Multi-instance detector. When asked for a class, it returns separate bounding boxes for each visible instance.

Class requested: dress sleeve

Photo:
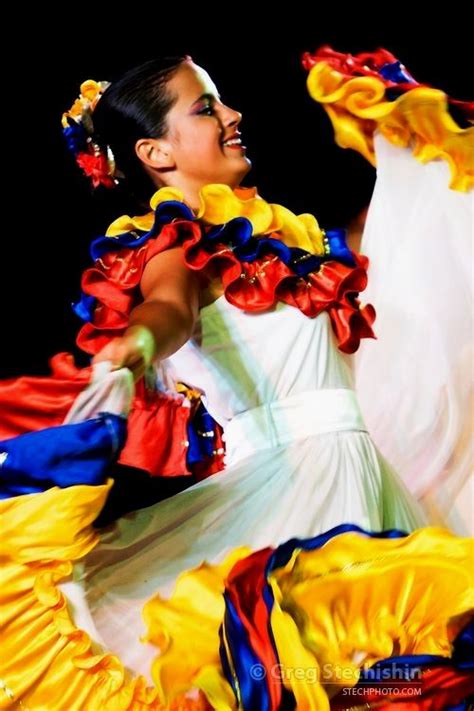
[302,46,473,533]
[355,133,473,535]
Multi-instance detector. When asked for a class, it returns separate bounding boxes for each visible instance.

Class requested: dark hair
[91,56,188,206]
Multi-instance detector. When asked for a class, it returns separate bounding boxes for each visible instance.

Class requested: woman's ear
[135,138,175,170]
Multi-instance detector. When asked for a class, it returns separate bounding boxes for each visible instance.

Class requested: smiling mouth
[222,137,246,151]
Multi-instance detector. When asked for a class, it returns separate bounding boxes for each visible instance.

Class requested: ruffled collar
[106,184,326,257]
[79,182,375,356]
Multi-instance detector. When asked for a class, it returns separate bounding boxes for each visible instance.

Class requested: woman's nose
[224,105,242,126]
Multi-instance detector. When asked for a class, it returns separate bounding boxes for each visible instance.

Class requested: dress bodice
[165,296,354,428]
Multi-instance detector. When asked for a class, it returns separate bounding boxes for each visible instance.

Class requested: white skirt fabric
[60,385,425,679]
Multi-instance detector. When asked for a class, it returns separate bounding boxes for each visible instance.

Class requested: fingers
[91,325,156,382]
[92,340,124,368]
[91,339,148,382]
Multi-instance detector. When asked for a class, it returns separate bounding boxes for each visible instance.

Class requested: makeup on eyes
[196,103,214,116]
[191,93,220,115]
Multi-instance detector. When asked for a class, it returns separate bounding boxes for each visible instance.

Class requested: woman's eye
[198,105,215,116]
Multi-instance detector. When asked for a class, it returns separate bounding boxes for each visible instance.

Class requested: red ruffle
[78,219,375,357]
[70,218,375,479]
[76,221,201,355]
[75,221,224,478]
[0,353,92,439]
[184,223,375,354]
[301,45,474,122]
[120,379,193,478]
[302,45,404,82]
[0,352,194,479]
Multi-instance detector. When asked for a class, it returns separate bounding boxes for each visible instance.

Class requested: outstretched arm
[92,246,201,381]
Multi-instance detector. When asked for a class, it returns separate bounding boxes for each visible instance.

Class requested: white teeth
[223,138,242,146]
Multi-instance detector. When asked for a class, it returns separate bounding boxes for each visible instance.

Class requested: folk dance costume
[1,48,473,709]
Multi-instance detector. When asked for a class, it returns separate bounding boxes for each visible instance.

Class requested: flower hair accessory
[62,80,120,189]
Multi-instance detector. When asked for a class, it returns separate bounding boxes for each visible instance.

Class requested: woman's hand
[92,325,156,382]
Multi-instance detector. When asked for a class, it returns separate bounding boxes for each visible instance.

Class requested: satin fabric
[304,49,474,191]
[3,482,470,710]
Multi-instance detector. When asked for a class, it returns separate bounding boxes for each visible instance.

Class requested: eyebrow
[191,92,221,107]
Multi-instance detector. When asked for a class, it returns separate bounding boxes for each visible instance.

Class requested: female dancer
[1,49,472,709]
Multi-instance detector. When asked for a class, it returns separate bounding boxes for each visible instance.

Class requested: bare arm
[93,246,203,380]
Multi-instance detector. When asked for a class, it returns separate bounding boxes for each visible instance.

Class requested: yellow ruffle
[142,528,473,711]
[106,211,156,238]
[268,527,473,707]
[0,485,166,710]
[2,484,472,710]
[306,62,474,191]
[107,184,325,256]
[143,549,251,710]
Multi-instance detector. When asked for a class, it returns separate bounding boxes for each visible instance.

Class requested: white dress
[72,293,424,678]
[6,67,472,710]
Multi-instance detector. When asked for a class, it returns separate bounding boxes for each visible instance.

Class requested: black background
[2,11,470,377]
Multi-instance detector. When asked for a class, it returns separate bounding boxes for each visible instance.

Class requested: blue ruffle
[221,525,409,711]
[380,60,416,85]
[89,201,195,261]
[73,201,355,325]
[219,523,473,710]
[0,413,126,499]
[186,401,219,466]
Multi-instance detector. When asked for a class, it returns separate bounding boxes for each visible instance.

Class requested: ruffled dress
[1,47,473,710]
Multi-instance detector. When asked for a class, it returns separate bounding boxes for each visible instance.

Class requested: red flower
[76,151,115,189]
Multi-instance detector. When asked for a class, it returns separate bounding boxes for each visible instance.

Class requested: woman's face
[161,61,251,194]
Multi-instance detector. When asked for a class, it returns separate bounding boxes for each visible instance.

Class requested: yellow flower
[79,79,106,108]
